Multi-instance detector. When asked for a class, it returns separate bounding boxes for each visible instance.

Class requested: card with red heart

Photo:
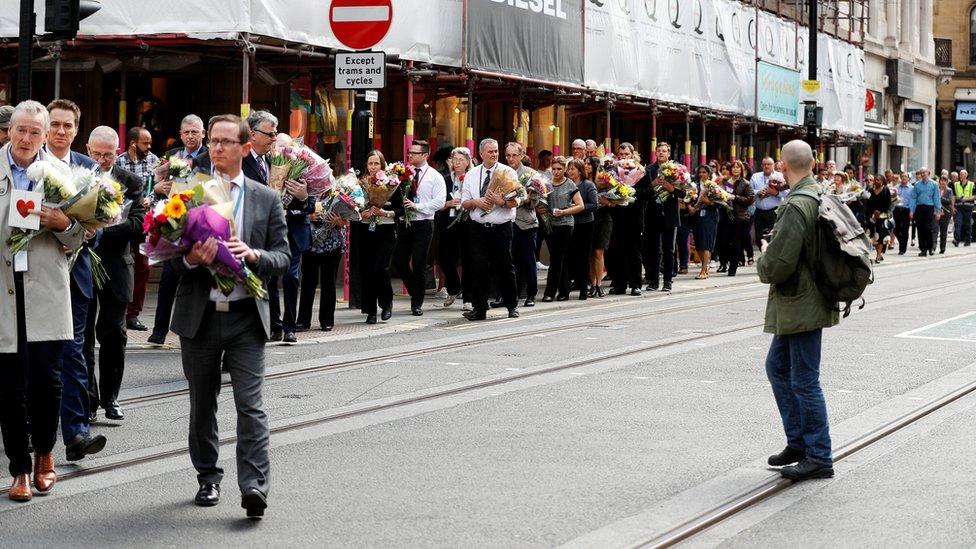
[8,189,41,231]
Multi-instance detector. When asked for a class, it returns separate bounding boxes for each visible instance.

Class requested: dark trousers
[728,219,751,275]
[437,223,463,297]
[0,274,65,476]
[939,212,951,252]
[754,208,777,248]
[609,207,643,292]
[676,222,694,270]
[150,261,178,342]
[954,205,973,244]
[513,225,539,300]
[126,243,150,320]
[643,224,676,288]
[298,250,342,328]
[544,225,573,299]
[60,280,92,441]
[180,302,270,495]
[466,221,517,311]
[716,214,734,268]
[393,220,434,309]
[765,329,831,464]
[915,204,935,253]
[269,239,303,333]
[566,221,593,296]
[360,224,396,316]
[81,289,127,429]
[893,207,911,253]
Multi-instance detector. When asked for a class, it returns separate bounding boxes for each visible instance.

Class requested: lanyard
[232,181,245,230]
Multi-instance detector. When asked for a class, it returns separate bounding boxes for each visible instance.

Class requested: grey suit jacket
[0,145,86,352]
[168,176,290,340]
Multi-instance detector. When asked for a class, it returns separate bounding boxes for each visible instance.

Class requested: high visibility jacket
[955,181,974,199]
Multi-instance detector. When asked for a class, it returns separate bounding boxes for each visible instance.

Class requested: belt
[206,299,255,313]
[476,220,512,228]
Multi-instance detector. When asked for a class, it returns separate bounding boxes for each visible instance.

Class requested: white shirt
[462,162,518,225]
[406,163,446,221]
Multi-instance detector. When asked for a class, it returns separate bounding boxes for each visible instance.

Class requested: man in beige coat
[0,100,85,502]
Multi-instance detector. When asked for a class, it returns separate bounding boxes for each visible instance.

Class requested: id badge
[215,301,230,312]
[13,250,27,272]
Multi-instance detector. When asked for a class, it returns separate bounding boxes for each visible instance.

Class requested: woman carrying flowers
[356,150,396,324]
[692,165,720,280]
[436,147,472,309]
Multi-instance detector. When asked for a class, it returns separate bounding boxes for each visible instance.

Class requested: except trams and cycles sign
[335,52,387,90]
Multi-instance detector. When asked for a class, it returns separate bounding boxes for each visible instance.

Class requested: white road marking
[837,389,853,393]
[894,311,976,341]
[700,380,716,384]
[633,376,649,380]
[445,362,461,366]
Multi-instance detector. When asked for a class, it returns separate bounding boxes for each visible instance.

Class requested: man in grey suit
[169,114,289,519]
[0,100,86,501]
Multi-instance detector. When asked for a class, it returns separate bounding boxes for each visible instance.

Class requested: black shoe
[541,296,554,303]
[767,446,805,467]
[662,284,672,292]
[630,289,642,296]
[524,298,535,307]
[65,432,107,461]
[195,482,220,507]
[381,308,393,321]
[780,458,834,481]
[645,284,658,291]
[411,307,423,316]
[321,325,334,332]
[954,240,959,247]
[578,292,588,301]
[897,251,905,255]
[716,265,728,273]
[295,324,310,333]
[966,242,971,247]
[596,286,605,298]
[940,249,946,254]
[88,409,97,424]
[918,251,927,257]
[241,487,267,519]
[556,295,569,302]
[147,333,165,345]
[282,332,297,344]
[508,308,520,318]
[365,314,377,325]
[103,401,125,421]
[463,309,487,321]
[489,300,505,309]
[126,318,148,331]
[268,331,283,342]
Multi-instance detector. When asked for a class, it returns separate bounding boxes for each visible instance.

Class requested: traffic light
[45,0,101,39]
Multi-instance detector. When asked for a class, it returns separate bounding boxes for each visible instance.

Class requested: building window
[936,38,952,68]
[971,8,976,64]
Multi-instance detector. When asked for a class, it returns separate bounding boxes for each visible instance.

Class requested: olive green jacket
[757,175,839,335]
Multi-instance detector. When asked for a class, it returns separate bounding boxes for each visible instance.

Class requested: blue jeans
[764,329,832,464]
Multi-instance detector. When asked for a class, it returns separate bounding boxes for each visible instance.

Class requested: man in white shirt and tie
[460,138,521,321]
[393,140,446,316]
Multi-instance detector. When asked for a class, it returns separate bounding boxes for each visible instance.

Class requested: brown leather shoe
[9,474,32,502]
[33,453,56,493]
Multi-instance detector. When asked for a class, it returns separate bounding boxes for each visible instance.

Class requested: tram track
[0,275,969,498]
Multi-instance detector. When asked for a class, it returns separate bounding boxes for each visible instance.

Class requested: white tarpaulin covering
[0,0,464,67]
[584,0,865,136]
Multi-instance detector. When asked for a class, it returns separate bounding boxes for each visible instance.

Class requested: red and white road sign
[329,0,393,51]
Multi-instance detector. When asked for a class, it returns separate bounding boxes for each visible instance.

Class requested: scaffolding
[752,0,870,45]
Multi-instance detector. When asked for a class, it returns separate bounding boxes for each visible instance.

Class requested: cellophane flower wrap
[596,170,636,206]
[269,141,334,200]
[140,181,266,299]
[655,160,690,204]
[153,155,193,184]
[701,180,734,211]
[6,160,79,254]
[323,170,366,222]
[523,170,553,231]
[616,157,646,186]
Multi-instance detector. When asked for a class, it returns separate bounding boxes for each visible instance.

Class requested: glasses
[89,151,117,160]
[407,150,425,156]
[208,139,241,149]
[252,128,277,138]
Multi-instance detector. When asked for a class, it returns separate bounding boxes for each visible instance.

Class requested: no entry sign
[329,0,393,51]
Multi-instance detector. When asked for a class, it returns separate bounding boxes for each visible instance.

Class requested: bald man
[757,139,838,482]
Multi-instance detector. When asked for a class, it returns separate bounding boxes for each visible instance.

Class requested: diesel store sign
[467,0,584,84]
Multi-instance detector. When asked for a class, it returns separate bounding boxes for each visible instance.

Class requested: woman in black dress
[865,173,893,263]
[358,150,397,324]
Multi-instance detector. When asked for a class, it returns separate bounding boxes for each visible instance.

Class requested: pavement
[3,244,976,547]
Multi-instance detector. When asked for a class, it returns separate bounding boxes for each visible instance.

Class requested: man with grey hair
[751,156,784,249]
[461,137,521,320]
[757,139,838,482]
[0,104,14,145]
[571,139,587,160]
[584,139,598,157]
[244,110,278,185]
[0,100,86,501]
[163,114,209,170]
[910,166,941,256]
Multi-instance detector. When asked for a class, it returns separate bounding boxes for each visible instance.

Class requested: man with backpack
[757,139,841,482]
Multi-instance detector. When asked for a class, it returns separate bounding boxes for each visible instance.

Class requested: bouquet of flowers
[594,169,620,192]
[601,181,637,207]
[682,184,699,205]
[654,160,690,203]
[600,154,617,173]
[767,172,785,193]
[153,155,193,185]
[522,171,553,231]
[141,181,265,298]
[615,157,646,186]
[322,170,366,222]
[385,162,420,226]
[269,141,334,199]
[701,180,734,211]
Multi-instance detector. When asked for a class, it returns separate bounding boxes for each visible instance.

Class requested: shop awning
[864,122,893,141]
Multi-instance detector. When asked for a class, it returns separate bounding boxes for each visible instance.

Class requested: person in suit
[170,114,289,519]
[640,142,685,292]
[75,127,145,458]
[392,139,446,316]
[0,100,86,501]
[149,114,210,345]
[244,110,311,343]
